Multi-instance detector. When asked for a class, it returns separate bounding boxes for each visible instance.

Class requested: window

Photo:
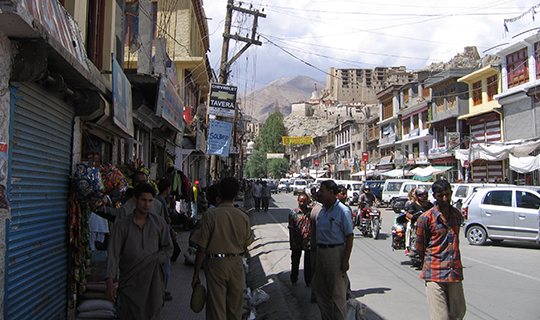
[487,75,498,101]
[507,47,529,88]
[412,114,419,129]
[403,117,410,135]
[86,0,106,70]
[438,130,445,147]
[382,100,393,120]
[422,111,429,130]
[534,42,540,79]
[447,87,457,109]
[516,191,540,209]
[455,186,469,198]
[472,81,482,106]
[483,190,512,207]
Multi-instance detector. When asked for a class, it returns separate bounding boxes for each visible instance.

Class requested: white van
[396,181,435,203]
[382,179,415,205]
[335,180,364,202]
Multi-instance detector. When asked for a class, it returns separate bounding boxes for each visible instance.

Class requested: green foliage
[244,150,267,178]
[258,109,287,153]
[268,158,289,179]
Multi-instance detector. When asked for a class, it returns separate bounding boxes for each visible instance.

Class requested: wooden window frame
[487,75,498,101]
[472,80,482,106]
[507,47,529,88]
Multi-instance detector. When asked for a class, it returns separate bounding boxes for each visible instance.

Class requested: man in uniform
[313,180,354,320]
[191,177,254,319]
[105,182,173,320]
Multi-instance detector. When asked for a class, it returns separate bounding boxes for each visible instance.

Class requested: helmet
[363,185,371,193]
[415,186,428,200]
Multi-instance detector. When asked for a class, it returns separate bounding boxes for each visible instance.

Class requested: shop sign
[229,146,239,154]
[206,120,233,157]
[429,147,447,155]
[407,159,416,165]
[314,159,319,167]
[282,136,314,145]
[156,67,185,133]
[379,155,393,164]
[409,128,420,137]
[208,83,237,118]
[112,54,134,137]
[447,132,460,149]
[266,153,284,159]
[415,157,429,164]
[23,0,90,70]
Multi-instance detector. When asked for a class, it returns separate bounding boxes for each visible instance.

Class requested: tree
[268,158,288,179]
[257,109,287,153]
[244,149,267,178]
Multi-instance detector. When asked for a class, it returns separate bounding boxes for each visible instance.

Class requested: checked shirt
[289,208,311,250]
[416,206,464,282]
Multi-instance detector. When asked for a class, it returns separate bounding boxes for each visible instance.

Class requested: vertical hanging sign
[206,120,233,157]
[208,83,237,118]
[112,54,134,137]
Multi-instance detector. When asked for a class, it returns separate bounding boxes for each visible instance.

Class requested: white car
[291,179,308,195]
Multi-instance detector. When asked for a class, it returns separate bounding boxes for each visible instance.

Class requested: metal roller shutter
[5,82,74,320]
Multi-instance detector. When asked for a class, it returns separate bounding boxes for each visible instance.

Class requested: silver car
[462,186,540,245]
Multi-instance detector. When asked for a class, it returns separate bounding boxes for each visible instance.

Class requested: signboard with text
[208,83,237,118]
[206,120,233,157]
[282,136,314,145]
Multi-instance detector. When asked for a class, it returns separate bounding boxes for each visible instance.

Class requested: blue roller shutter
[5,82,74,320]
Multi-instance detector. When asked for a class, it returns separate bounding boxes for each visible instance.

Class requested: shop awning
[381,168,411,178]
[410,166,454,182]
[351,169,390,177]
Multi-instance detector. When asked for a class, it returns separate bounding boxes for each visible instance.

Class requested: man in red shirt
[416,179,466,320]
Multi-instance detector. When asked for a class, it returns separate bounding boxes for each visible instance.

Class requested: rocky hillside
[240,75,325,122]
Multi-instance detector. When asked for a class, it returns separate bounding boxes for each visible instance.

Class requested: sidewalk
[161,204,298,320]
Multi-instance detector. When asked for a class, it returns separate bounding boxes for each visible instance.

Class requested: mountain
[239,75,326,122]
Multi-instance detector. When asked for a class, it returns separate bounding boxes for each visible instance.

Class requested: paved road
[247,192,540,320]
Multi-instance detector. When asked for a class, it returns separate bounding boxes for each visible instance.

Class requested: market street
[247,192,540,320]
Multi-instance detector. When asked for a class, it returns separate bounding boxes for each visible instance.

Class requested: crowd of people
[285,179,466,320]
[94,172,466,320]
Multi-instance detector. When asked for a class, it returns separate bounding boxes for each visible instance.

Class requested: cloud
[204,0,539,90]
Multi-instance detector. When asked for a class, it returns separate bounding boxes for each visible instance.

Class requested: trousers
[425,281,466,320]
[291,249,312,285]
[313,245,348,320]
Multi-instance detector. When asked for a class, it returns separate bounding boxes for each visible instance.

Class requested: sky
[203,0,540,92]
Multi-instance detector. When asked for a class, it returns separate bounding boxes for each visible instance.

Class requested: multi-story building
[457,65,504,182]
[424,68,477,181]
[0,0,212,318]
[324,67,413,104]
[490,15,540,185]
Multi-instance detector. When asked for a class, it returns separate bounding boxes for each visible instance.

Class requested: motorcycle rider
[404,187,434,254]
[357,185,378,224]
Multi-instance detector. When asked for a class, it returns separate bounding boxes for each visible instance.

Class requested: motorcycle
[392,210,423,267]
[355,202,382,239]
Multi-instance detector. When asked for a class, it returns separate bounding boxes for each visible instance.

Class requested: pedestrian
[416,179,466,320]
[104,182,173,320]
[309,187,323,304]
[289,193,312,286]
[253,180,262,211]
[261,180,271,212]
[155,178,174,301]
[191,177,254,319]
[312,180,354,320]
[189,181,201,218]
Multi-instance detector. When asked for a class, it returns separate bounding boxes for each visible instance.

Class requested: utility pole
[210,0,266,181]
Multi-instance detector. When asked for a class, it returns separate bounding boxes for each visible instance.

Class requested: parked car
[291,179,308,195]
[462,186,540,245]
[451,182,513,210]
[278,180,291,192]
